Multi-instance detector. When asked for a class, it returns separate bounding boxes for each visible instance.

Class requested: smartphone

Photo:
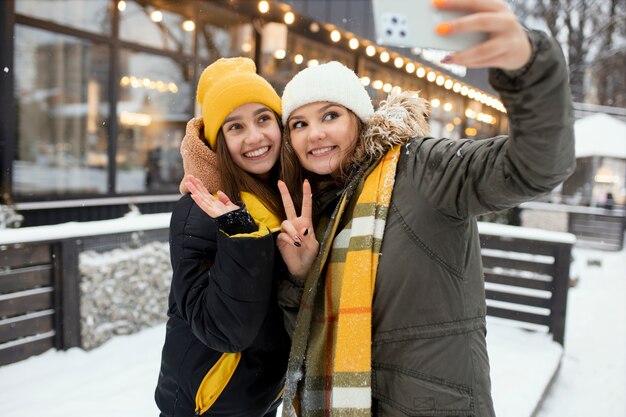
[372,0,487,52]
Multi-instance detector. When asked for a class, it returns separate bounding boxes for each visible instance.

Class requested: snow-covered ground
[536,245,626,417]
[0,245,624,417]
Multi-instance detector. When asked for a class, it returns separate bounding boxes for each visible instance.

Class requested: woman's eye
[291,121,305,130]
[258,114,271,123]
[323,111,339,122]
[226,123,242,131]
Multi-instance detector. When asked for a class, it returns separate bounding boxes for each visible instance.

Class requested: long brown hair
[279,108,366,216]
[216,111,285,219]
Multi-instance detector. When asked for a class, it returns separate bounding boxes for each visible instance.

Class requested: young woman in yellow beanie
[155,57,312,417]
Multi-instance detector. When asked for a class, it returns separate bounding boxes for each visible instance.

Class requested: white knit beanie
[281,61,374,125]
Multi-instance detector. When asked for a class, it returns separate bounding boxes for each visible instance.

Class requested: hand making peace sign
[277,179,319,281]
[185,174,240,218]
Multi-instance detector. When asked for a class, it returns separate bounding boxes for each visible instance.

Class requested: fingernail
[432,0,446,7]
[295,235,302,242]
[435,23,451,35]
[303,229,309,236]
[440,55,453,64]
[294,242,301,248]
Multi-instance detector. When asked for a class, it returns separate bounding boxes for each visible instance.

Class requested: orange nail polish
[435,23,451,35]
[432,0,446,7]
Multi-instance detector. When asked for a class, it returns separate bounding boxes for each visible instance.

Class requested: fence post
[54,239,82,349]
[549,242,573,346]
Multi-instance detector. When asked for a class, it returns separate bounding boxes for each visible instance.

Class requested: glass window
[15,0,112,35]
[119,0,194,54]
[115,50,192,193]
[197,5,255,61]
[13,25,110,196]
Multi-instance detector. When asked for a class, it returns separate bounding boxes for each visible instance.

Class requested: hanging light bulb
[150,10,163,22]
[258,1,270,13]
[284,11,295,24]
[182,20,195,32]
[365,45,376,56]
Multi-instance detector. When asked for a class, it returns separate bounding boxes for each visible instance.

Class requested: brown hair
[216,111,285,219]
[279,109,366,216]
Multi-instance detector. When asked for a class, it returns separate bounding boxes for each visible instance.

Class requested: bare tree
[509,0,626,106]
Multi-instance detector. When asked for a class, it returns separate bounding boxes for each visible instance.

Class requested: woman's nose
[309,124,326,141]
[246,126,264,143]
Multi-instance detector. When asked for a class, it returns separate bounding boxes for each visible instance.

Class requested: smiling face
[220,102,282,180]
[287,102,360,177]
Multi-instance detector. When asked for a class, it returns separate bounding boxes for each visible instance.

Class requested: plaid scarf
[282,145,401,417]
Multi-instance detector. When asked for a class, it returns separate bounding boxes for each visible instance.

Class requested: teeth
[244,146,269,158]
[310,146,334,155]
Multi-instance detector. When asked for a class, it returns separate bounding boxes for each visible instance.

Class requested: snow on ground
[536,245,626,417]
[0,246,623,417]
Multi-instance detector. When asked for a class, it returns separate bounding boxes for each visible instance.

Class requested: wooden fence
[1,221,574,366]
[0,240,80,366]
[519,201,625,251]
[480,226,574,346]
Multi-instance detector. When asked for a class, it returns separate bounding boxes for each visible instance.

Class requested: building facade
[1,0,507,226]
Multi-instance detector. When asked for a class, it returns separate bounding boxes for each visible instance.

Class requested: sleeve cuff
[215,206,257,235]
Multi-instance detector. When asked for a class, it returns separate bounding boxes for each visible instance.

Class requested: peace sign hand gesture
[185,175,240,218]
[277,179,319,281]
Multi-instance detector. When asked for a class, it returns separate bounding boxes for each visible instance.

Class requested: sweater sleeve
[404,30,575,219]
[169,195,276,352]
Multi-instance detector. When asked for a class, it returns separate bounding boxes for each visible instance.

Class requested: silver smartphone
[372,0,487,52]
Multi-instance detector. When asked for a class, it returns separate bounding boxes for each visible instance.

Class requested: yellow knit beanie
[196,57,282,150]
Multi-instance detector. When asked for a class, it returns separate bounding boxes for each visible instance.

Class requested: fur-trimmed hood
[361,91,430,161]
[178,117,221,194]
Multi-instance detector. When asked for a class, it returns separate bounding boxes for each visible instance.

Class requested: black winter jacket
[155,195,290,416]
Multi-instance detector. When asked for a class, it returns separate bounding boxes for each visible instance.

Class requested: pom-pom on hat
[196,57,282,150]
[281,61,374,125]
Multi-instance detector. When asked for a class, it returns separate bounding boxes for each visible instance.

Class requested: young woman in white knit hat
[155,57,314,417]
[276,1,575,416]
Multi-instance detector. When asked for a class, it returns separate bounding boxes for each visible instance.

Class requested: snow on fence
[0,215,575,366]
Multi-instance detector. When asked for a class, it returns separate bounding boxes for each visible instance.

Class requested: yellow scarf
[284,145,400,416]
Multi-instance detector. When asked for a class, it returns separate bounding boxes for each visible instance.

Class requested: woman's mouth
[244,146,270,159]
[309,146,336,157]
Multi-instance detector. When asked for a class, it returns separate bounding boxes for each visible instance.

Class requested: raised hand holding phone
[434,0,532,70]
[373,0,531,71]
[373,0,487,51]
[277,179,319,280]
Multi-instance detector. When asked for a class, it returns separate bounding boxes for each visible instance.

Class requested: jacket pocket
[194,352,241,415]
[372,363,473,416]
